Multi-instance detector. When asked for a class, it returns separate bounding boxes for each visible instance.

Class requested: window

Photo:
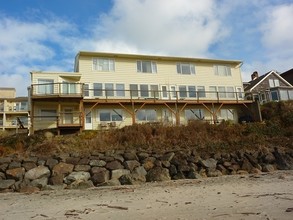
[188,86,196,98]
[179,86,187,98]
[16,102,28,111]
[236,87,243,99]
[220,109,234,120]
[105,83,114,97]
[116,84,125,97]
[214,65,231,76]
[62,81,76,94]
[218,86,226,98]
[84,84,89,97]
[93,58,115,71]
[197,86,206,98]
[209,86,217,98]
[136,109,157,121]
[226,87,235,98]
[37,79,54,94]
[130,84,138,97]
[140,84,149,97]
[93,83,103,96]
[177,63,195,75]
[99,109,123,121]
[40,109,57,121]
[137,61,157,73]
[150,85,159,98]
[279,90,289,100]
[269,79,280,88]
[185,109,205,121]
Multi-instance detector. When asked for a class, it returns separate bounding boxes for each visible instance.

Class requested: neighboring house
[29,51,261,135]
[244,70,293,104]
[0,88,29,132]
[281,68,293,86]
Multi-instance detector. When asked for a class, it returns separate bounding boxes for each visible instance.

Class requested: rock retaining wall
[0,147,292,193]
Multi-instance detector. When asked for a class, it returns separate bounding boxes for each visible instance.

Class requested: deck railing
[31,83,84,97]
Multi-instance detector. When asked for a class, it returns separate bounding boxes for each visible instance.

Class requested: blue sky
[0,0,293,96]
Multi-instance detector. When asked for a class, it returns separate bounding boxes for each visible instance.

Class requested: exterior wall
[251,74,289,93]
[0,88,16,98]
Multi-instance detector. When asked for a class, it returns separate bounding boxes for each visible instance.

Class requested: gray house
[244,70,293,104]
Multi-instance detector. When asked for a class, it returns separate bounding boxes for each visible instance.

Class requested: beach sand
[1,170,293,220]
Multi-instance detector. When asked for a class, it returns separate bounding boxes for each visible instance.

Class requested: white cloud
[89,0,227,57]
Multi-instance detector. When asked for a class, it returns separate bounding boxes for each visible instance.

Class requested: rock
[0,163,9,172]
[100,156,114,162]
[65,157,80,165]
[273,150,293,170]
[111,169,130,179]
[0,179,15,190]
[0,172,5,180]
[119,174,133,185]
[137,152,149,160]
[64,171,90,184]
[264,152,275,163]
[170,153,188,167]
[199,158,217,171]
[262,164,275,172]
[23,157,38,163]
[90,167,107,175]
[241,158,253,172]
[31,177,48,189]
[0,157,11,165]
[6,167,25,181]
[187,171,202,179]
[250,168,262,174]
[37,160,46,166]
[146,167,171,182]
[237,170,249,175]
[131,166,147,183]
[89,160,106,167]
[143,157,156,171]
[49,175,64,185]
[178,164,190,172]
[207,170,223,177]
[25,166,51,180]
[161,161,171,168]
[78,158,90,165]
[173,171,186,180]
[74,165,91,172]
[244,153,258,167]
[46,158,59,170]
[106,160,124,170]
[52,162,74,176]
[123,160,140,172]
[169,164,178,177]
[22,162,37,171]
[100,178,121,186]
[124,152,138,161]
[217,164,228,175]
[91,170,110,185]
[67,180,94,189]
[19,186,40,193]
[8,161,21,169]
[223,161,232,167]
[113,154,125,163]
[160,152,175,162]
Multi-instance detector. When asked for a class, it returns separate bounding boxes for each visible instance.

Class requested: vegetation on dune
[0,101,292,157]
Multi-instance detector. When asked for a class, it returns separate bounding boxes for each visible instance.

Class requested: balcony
[31,83,84,99]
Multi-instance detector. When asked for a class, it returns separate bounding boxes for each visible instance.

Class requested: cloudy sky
[0,0,292,96]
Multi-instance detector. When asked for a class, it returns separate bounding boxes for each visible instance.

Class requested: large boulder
[52,162,74,176]
[64,171,90,184]
[31,177,48,189]
[199,158,217,171]
[111,169,130,179]
[146,167,171,182]
[24,166,50,180]
[91,170,110,185]
[6,167,25,181]
[123,160,140,172]
[0,179,15,190]
[106,160,124,170]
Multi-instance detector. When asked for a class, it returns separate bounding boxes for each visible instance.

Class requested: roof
[244,70,292,92]
[75,51,243,65]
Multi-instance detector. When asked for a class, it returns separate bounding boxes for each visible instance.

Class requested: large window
[105,83,114,97]
[99,109,123,122]
[214,65,231,76]
[179,86,187,98]
[209,86,217,98]
[62,81,76,94]
[218,86,226,98]
[93,58,115,71]
[140,84,149,97]
[15,102,28,111]
[150,85,159,98]
[93,83,103,96]
[177,63,195,75]
[220,109,234,121]
[188,86,196,98]
[226,86,235,98]
[116,84,125,97]
[185,109,205,120]
[136,109,157,121]
[130,84,138,97]
[37,79,54,94]
[197,86,206,98]
[84,84,89,97]
[137,61,157,73]
[40,109,57,121]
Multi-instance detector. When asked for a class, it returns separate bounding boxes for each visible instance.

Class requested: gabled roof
[244,70,292,92]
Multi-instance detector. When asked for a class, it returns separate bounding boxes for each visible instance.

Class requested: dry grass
[0,101,292,157]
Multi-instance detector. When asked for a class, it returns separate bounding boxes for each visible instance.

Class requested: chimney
[251,71,259,81]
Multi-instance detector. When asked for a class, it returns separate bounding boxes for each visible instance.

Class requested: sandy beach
[1,170,293,220]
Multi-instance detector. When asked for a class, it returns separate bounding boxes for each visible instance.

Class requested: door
[85,108,92,130]
[64,108,73,124]
[161,85,176,100]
